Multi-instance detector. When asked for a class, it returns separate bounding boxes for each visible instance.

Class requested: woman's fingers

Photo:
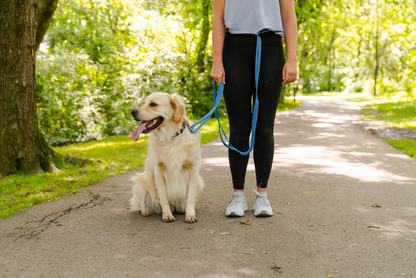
[282,62,297,85]
[210,64,226,85]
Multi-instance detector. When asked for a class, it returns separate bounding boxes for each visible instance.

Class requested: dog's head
[130,93,185,141]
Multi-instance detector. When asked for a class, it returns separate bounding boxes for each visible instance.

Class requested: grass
[0,99,302,219]
[386,138,416,159]
[361,100,416,129]
[277,99,303,112]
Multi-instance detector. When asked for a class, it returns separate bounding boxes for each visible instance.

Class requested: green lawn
[0,98,302,220]
[361,100,416,129]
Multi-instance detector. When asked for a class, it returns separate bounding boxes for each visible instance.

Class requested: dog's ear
[170,95,185,124]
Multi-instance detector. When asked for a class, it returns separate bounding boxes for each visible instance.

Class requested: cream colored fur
[129,92,204,223]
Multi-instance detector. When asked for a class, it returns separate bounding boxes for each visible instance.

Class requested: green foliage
[293,0,416,98]
[36,0,217,146]
[35,0,416,146]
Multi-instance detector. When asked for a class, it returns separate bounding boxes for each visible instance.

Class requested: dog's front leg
[155,162,176,222]
[185,163,199,223]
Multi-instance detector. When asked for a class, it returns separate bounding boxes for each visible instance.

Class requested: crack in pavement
[8,192,112,241]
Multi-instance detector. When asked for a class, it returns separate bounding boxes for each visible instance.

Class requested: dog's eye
[150,102,158,107]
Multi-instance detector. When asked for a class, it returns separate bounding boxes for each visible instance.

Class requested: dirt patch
[354,120,416,141]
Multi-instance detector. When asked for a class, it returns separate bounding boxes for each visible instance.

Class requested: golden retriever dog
[129,92,204,223]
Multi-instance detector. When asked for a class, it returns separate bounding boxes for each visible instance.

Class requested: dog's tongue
[131,121,148,142]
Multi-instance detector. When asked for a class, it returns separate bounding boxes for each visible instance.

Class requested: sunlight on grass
[386,139,416,159]
[277,99,303,112]
[362,101,416,129]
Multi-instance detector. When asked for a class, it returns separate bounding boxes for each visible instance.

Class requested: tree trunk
[373,0,379,96]
[0,0,95,177]
[194,0,211,73]
[1,0,44,176]
[1,0,54,176]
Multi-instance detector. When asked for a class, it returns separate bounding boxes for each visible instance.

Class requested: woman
[210,0,297,217]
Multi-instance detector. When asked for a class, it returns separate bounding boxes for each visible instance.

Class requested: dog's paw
[141,209,152,217]
[185,214,198,223]
[162,212,176,223]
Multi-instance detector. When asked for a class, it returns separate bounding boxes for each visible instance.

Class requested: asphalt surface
[1,96,416,278]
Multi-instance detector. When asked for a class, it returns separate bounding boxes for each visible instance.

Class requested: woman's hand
[210,62,226,85]
[282,58,297,85]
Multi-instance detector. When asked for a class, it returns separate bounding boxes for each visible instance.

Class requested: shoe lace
[252,189,270,207]
[228,194,243,206]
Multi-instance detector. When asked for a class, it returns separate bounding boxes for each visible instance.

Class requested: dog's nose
[131,109,138,118]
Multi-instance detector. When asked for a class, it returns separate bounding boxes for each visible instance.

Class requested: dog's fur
[129,92,204,223]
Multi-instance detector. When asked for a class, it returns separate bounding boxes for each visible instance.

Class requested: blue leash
[189,32,264,156]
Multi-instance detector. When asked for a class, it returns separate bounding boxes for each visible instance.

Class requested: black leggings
[223,32,285,190]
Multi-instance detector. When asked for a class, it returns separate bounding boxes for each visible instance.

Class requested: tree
[0,0,88,177]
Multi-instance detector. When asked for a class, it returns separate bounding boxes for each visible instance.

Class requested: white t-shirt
[224,0,284,38]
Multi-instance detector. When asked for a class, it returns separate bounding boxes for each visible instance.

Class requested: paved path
[1,97,416,278]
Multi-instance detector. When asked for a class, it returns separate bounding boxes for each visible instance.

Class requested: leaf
[240,219,252,225]
[219,232,231,235]
[367,225,380,229]
[371,203,382,208]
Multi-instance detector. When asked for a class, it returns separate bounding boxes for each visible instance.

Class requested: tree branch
[35,0,59,51]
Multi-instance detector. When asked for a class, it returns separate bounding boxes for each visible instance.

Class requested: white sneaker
[225,192,248,217]
[252,189,273,217]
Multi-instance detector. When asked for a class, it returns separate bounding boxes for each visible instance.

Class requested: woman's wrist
[212,59,223,65]
[286,56,297,63]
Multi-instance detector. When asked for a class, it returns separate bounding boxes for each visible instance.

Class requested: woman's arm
[280,0,298,85]
[210,0,226,85]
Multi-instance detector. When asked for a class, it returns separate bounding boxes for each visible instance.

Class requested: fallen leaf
[56,224,65,226]
[219,232,231,235]
[371,203,382,208]
[240,219,252,225]
[188,227,193,230]
[367,225,380,229]
[271,265,282,273]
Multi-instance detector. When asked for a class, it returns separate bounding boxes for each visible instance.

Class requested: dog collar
[172,119,188,138]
